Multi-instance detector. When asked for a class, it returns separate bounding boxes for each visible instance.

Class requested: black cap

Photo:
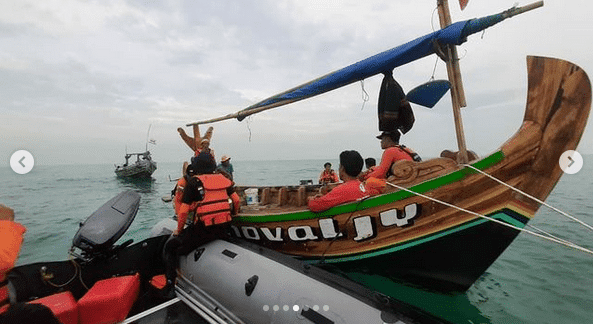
[376,130,401,143]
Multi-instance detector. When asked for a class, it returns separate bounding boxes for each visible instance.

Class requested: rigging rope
[385,181,593,256]
[360,80,370,110]
[246,116,253,142]
[462,164,593,232]
[317,197,369,263]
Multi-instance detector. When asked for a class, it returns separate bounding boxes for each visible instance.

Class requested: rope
[385,181,593,256]
[42,260,78,288]
[246,116,252,142]
[42,258,89,290]
[526,224,577,247]
[317,196,370,263]
[462,164,593,232]
[360,80,370,111]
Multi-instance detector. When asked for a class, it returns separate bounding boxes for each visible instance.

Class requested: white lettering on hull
[233,203,420,243]
[261,227,283,241]
[318,218,343,239]
[288,226,319,241]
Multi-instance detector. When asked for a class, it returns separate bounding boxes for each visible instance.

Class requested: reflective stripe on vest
[194,174,232,226]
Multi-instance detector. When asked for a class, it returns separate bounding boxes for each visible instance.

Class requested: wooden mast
[437,0,469,163]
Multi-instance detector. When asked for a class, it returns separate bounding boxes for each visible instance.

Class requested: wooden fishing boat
[187,1,592,294]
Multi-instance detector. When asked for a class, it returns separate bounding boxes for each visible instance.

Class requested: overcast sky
[1,0,592,166]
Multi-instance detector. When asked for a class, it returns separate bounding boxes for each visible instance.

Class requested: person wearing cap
[363,130,421,180]
[196,137,215,160]
[308,151,368,213]
[163,151,240,296]
[216,155,234,181]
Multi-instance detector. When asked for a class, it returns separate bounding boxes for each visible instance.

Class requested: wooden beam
[437,0,469,163]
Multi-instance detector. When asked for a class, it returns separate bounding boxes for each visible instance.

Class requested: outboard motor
[70,190,140,262]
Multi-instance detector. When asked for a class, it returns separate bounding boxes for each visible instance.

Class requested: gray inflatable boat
[167,237,448,324]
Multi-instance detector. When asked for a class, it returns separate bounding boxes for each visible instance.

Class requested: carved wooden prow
[517,56,591,200]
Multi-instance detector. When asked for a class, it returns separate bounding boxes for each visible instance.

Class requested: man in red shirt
[308,151,368,212]
[363,130,420,180]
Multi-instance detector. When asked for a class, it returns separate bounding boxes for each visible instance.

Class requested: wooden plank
[437,0,469,163]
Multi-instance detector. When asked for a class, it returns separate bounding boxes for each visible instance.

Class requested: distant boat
[115,125,157,178]
[115,151,157,178]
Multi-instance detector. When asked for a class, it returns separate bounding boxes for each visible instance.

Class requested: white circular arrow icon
[10,150,34,175]
[559,150,583,174]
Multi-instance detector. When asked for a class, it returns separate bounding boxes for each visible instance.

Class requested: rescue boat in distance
[115,125,158,179]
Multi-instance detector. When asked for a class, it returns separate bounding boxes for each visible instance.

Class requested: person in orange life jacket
[308,151,368,213]
[363,130,421,181]
[172,162,201,218]
[318,162,339,185]
[163,151,240,294]
[0,204,60,323]
[359,157,377,179]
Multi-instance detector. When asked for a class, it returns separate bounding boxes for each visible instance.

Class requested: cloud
[1,0,592,167]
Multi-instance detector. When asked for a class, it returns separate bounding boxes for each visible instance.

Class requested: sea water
[1,158,592,324]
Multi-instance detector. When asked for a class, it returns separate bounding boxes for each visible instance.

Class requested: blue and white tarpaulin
[189,3,540,125]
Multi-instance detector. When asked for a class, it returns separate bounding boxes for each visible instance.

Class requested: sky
[1,0,592,166]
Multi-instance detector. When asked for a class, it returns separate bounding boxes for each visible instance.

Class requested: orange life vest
[0,221,26,314]
[319,170,338,183]
[194,174,233,226]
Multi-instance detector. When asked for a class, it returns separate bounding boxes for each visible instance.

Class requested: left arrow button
[10,150,34,174]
